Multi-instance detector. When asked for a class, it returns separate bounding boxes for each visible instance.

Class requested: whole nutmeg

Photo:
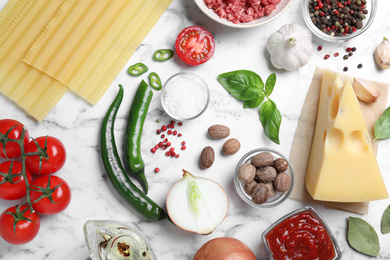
[200,146,215,169]
[222,138,240,155]
[255,166,277,183]
[273,158,288,173]
[244,180,257,195]
[208,124,230,139]
[251,152,274,167]
[251,183,269,204]
[265,182,276,198]
[274,172,290,192]
[238,163,256,184]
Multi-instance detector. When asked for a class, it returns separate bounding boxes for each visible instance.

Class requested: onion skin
[193,237,256,260]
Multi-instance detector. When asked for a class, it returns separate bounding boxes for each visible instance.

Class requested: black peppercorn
[343,67,348,72]
[343,55,349,60]
[358,64,363,69]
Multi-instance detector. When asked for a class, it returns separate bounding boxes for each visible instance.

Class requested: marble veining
[1,0,390,259]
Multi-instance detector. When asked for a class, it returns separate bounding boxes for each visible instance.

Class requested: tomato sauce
[265,210,336,260]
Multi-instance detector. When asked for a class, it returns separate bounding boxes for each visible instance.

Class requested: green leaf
[265,73,276,97]
[244,93,265,109]
[348,216,380,256]
[374,106,390,141]
[381,205,390,234]
[217,70,264,101]
[259,99,282,144]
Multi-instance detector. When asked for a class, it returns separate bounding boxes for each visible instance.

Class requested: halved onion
[166,170,229,235]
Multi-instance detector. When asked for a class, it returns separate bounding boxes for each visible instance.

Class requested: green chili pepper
[148,72,162,91]
[153,49,174,61]
[100,84,168,221]
[124,80,153,194]
[128,62,148,76]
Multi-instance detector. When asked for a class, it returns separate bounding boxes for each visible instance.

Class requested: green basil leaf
[374,106,390,141]
[244,93,265,109]
[259,99,282,144]
[217,70,265,101]
[265,73,276,97]
[348,217,380,256]
[381,205,390,234]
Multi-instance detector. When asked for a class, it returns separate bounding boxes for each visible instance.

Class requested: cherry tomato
[0,161,33,200]
[175,25,215,65]
[30,175,71,215]
[0,119,30,159]
[25,136,66,175]
[0,205,40,244]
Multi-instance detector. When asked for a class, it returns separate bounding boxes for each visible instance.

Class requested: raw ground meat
[204,0,281,24]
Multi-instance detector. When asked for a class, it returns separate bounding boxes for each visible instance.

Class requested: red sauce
[265,210,336,260]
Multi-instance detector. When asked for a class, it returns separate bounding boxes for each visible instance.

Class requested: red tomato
[25,136,66,175]
[0,119,30,159]
[0,205,40,244]
[30,175,71,215]
[0,161,33,200]
[175,25,215,65]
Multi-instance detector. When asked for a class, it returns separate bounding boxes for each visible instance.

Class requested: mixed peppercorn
[309,0,368,37]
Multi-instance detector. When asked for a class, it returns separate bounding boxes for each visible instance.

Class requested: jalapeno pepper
[100,84,168,221]
[148,72,162,91]
[153,49,174,61]
[128,62,148,76]
[124,80,153,194]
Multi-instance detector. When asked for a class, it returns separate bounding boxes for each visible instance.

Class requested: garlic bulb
[267,23,313,71]
[375,37,390,69]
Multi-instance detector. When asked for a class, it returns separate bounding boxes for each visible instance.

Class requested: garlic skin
[375,37,390,69]
[267,23,313,71]
[353,78,381,103]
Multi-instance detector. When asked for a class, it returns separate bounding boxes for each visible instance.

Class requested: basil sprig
[374,106,390,141]
[217,70,281,144]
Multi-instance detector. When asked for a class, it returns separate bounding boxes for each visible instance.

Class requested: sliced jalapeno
[153,49,174,61]
[128,63,148,76]
[148,72,162,91]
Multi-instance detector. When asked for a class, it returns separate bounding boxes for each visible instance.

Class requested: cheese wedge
[305,69,388,202]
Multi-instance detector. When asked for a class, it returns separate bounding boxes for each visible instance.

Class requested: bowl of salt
[161,72,210,120]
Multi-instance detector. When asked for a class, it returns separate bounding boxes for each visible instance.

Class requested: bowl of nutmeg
[234,148,294,208]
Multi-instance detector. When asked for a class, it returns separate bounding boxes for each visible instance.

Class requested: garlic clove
[353,78,381,103]
[375,37,390,70]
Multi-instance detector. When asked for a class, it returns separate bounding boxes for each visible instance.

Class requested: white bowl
[194,0,293,28]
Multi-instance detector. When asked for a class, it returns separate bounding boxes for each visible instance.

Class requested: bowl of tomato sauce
[262,206,342,260]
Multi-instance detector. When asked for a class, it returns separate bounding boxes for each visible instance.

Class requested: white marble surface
[1,0,390,259]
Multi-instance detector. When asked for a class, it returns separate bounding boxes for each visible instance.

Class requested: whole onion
[193,237,256,260]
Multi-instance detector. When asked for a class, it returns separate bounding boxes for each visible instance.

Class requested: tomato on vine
[25,136,66,175]
[0,205,40,244]
[0,119,30,159]
[0,161,33,200]
[30,175,71,215]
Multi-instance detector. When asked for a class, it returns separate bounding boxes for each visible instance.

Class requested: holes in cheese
[327,84,334,97]
[348,130,369,156]
[326,128,344,151]
[329,93,340,120]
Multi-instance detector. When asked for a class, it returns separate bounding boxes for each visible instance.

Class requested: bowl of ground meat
[194,0,294,28]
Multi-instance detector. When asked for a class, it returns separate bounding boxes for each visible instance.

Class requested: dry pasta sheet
[24,0,173,105]
[0,0,68,121]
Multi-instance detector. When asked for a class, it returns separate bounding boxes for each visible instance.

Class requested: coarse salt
[162,73,209,120]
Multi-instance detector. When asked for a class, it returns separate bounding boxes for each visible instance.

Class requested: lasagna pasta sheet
[0,0,68,121]
[24,0,173,105]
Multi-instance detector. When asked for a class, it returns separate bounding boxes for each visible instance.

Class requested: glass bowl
[262,206,342,260]
[302,0,376,42]
[83,220,156,260]
[193,0,293,29]
[234,148,294,208]
[161,72,210,121]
